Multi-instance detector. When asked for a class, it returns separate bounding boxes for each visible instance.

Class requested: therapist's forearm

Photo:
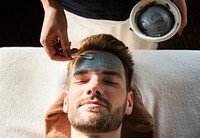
[40,0,63,10]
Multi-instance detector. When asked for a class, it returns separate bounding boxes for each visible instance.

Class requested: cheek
[107,88,127,106]
[67,87,81,103]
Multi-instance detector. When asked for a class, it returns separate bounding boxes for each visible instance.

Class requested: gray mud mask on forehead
[74,51,123,74]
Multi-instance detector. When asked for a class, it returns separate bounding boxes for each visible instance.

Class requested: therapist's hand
[40,0,72,61]
[172,0,187,35]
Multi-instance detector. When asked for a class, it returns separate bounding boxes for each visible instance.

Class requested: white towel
[0,47,67,138]
[132,50,200,138]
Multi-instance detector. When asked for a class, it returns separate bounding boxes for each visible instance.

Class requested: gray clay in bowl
[135,2,175,37]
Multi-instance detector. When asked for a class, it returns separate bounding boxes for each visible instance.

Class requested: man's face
[63,50,133,134]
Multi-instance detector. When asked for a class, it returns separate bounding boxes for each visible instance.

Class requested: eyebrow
[101,70,123,79]
[73,69,89,77]
[73,69,123,79]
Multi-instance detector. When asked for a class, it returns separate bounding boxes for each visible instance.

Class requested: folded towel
[45,85,154,138]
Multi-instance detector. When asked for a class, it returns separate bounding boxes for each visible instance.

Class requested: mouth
[80,100,108,109]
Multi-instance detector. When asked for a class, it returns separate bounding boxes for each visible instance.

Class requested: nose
[86,74,103,96]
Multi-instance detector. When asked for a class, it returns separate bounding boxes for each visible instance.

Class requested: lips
[80,100,108,109]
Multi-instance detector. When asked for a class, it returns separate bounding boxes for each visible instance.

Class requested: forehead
[73,50,124,74]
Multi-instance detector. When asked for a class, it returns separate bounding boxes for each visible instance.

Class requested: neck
[70,126,122,138]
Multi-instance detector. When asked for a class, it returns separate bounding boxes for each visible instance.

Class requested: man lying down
[45,34,154,138]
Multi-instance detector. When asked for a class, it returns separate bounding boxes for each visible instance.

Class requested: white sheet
[0,47,200,138]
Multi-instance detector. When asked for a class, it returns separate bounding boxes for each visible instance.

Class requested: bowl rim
[130,0,181,42]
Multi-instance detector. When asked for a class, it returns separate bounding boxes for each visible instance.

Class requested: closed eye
[74,79,89,84]
[103,80,118,85]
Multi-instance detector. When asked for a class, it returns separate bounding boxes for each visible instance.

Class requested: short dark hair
[67,34,134,91]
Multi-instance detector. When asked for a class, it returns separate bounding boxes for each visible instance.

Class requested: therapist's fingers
[54,41,79,60]
[41,36,71,61]
[58,31,72,59]
[172,0,187,35]
[50,42,72,61]
[41,37,58,59]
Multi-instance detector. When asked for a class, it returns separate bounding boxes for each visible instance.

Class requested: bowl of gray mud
[130,0,181,42]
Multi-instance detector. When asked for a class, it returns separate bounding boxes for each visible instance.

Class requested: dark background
[0,0,200,50]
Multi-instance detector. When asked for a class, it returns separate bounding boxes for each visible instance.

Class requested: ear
[63,90,68,113]
[125,91,134,115]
